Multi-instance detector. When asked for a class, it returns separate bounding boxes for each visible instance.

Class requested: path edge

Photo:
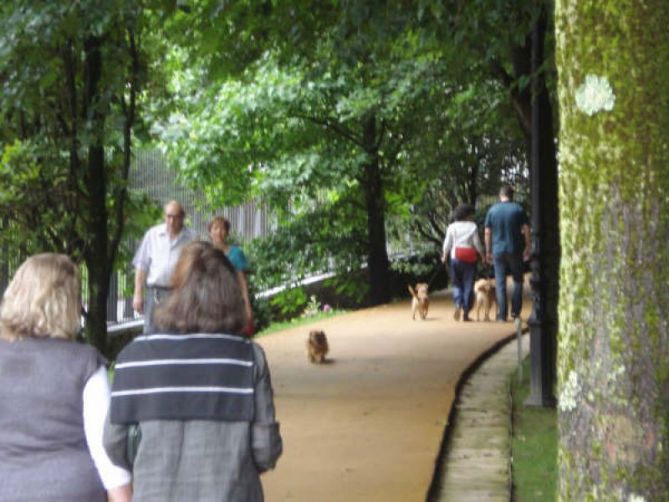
[425,329,527,501]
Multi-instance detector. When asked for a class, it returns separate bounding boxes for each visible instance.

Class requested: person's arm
[103,412,133,472]
[484,227,493,264]
[237,271,253,325]
[132,231,153,314]
[522,223,532,261]
[250,344,282,472]
[231,246,254,334]
[82,367,132,500]
[472,229,485,261]
[441,227,453,263]
[133,268,146,314]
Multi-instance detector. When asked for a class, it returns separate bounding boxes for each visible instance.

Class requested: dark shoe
[496,318,507,323]
[462,316,472,322]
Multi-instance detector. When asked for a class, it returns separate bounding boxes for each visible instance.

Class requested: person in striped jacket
[104,241,282,502]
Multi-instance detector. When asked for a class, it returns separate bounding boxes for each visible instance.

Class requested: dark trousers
[492,253,524,320]
[449,259,477,313]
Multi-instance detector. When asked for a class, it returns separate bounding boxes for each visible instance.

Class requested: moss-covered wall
[555,1,669,499]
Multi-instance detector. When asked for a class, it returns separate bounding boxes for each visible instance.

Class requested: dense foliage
[154,0,530,304]
[0,0,544,334]
[0,1,161,351]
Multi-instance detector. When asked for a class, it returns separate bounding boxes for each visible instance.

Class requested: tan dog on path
[474,278,497,322]
[306,330,329,363]
[408,283,430,320]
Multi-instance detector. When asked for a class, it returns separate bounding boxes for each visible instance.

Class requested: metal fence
[107,149,275,325]
[129,150,275,239]
[0,150,275,328]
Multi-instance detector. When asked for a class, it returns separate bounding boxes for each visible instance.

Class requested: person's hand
[133,294,143,314]
[486,252,493,265]
[107,483,133,502]
[441,254,447,264]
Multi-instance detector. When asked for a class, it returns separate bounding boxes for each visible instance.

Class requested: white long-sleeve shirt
[83,366,133,489]
[442,221,484,260]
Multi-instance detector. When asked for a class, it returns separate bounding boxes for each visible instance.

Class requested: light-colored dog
[306,330,329,363]
[408,283,430,320]
[474,278,497,322]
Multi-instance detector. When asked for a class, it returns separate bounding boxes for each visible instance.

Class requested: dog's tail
[408,285,417,298]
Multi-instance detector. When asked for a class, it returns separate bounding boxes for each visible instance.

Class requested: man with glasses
[132,200,197,333]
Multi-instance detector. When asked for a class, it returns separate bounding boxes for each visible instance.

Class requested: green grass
[255,309,348,337]
[511,357,557,501]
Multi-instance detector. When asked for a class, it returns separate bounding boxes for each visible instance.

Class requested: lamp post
[525,8,558,407]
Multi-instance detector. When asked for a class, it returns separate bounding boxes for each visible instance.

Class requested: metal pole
[516,317,523,381]
[525,9,556,407]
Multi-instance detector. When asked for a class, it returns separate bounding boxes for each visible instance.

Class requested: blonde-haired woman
[0,253,131,502]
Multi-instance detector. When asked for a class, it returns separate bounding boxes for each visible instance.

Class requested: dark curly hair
[452,203,475,222]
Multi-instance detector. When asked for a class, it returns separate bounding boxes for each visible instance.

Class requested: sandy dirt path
[256,290,523,501]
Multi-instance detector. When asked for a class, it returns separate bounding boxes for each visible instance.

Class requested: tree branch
[109,28,139,266]
[490,59,531,138]
[62,40,85,205]
[291,112,365,149]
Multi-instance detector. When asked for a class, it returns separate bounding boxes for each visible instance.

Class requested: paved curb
[429,331,530,501]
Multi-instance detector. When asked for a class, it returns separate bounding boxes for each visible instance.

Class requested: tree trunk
[362,113,391,305]
[509,35,532,142]
[82,35,110,354]
[555,2,669,499]
[85,153,110,354]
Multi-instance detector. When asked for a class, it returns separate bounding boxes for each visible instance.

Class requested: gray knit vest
[0,336,106,502]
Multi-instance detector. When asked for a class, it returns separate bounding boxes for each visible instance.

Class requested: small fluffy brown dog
[306,330,329,363]
[408,283,430,320]
[474,278,497,322]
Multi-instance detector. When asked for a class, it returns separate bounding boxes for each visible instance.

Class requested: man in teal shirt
[484,185,531,321]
